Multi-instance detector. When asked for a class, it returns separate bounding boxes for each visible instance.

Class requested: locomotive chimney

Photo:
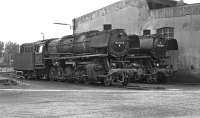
[103,24,112,30]
[143,29,151,35]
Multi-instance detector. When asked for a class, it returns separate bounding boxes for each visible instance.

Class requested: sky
[0,0,199,44]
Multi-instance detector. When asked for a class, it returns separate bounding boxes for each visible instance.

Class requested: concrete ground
[1,77,200,118]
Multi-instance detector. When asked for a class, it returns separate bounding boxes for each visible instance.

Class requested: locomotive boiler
[47,29,129,57]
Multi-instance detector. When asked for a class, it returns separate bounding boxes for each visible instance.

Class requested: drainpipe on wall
[72,18,76,56]
[72,18,76,36]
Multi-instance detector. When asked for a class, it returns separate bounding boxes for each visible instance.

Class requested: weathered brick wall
[74,0,149,34]
[76,0,133,24]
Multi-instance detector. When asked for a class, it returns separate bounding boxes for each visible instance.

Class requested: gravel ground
[1,78,200,118]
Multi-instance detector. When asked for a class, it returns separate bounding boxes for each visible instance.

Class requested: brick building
[74,0,200,82]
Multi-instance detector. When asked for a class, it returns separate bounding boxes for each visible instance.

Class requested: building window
[157,27,174,40]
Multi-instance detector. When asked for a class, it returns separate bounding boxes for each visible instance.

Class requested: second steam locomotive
[14,26,178,86]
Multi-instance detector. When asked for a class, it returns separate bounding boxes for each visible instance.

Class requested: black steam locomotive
[127,34,178,83]
[14,27,178,86]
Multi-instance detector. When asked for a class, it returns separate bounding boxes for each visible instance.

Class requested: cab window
[35,45,44,54]
[39,45,43,53]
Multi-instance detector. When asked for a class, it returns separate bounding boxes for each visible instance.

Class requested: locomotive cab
[14,40,47,79]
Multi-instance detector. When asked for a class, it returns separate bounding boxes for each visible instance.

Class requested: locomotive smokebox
[103,24,112,30]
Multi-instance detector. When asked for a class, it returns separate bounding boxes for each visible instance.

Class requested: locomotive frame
[14,28,178,86]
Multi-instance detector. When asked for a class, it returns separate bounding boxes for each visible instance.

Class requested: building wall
[74,0,149,35]
[143,4,200,82]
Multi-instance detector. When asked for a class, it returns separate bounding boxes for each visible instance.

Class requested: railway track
[0,71,167,90]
